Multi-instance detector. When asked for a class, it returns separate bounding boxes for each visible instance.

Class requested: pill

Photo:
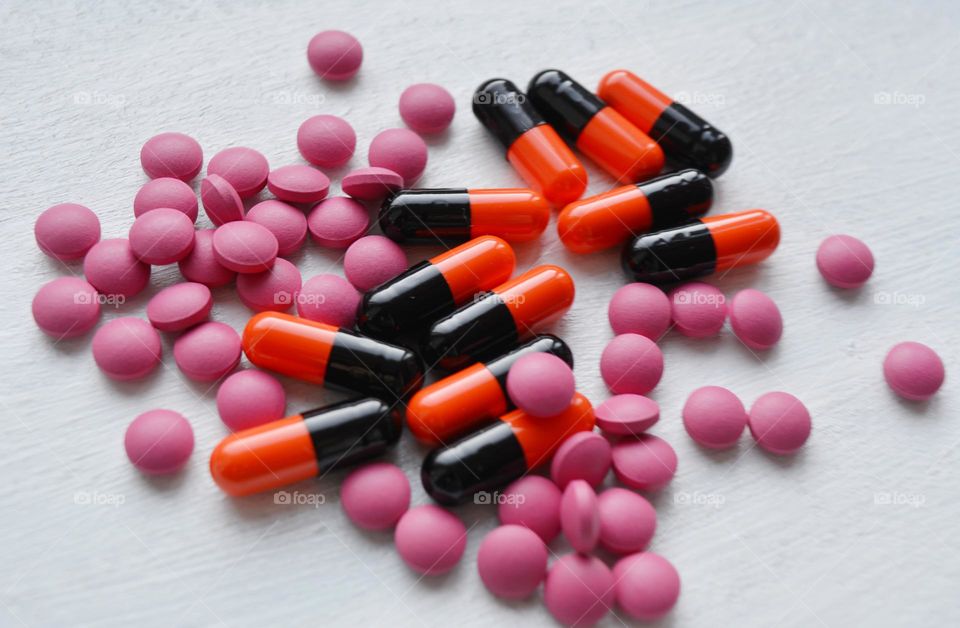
[477,525,547,599]
[611,434,677,491]
[128,208,196,265]
[507,353,575,418]
[236,258,302,312]
[341,463,411,531]
[747,391,811,454]
[216,370,287,431]
[499,475,563,543]
[307,196,369,249]
[669,282,727,338]
[207,147,269,199]
[340,166,404,201]
[92,317,162,380]
[595,394,659,436]
[395,505,467,576]
[528,69,664,183]
[422,393,594,506]
[34,203,101,261]
[343,235,407,292]
[178,228,236,288]
[883,341,945,401]
[173,321,241,382]
[473,78,587,207]
[368,128,428,186]
[125,409,194,474]
[379,188,549,246]
[598,69,733,176]
[267,165,331,204]
[551,431,611,489]
[307,30,363,80]
[599,333,664,395]
[200,174,245,225]
[212,221,278,273]
[245,200,308,257]
[683,385,746,449]
[607,282,671,340]
[134,178,199,221]
[544,554,615,626]
[140,132,203,181]
[32,277,101,339]
[297,274,361,328]
[560,479,600,553]
[297,115,356,168]
[816,234,874,289]
[729,288,782,349]
[623,209,780,285]
[597,487,656,554]
[83,238,151,298]
[146,282,213,332]
[210,397,401,496]
[399,83,456,134]
[613,552,680,621]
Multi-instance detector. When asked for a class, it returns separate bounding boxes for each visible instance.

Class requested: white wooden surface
[1,1,958,626]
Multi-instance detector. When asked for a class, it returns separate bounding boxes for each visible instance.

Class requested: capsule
[421,264,575,368]
[598,69,733,177]
[527,69,664,183]
[379,188,550,246]
[357,236,515,339]
[621,210,780,285]
[473,78,588,207]
[557,169,713,254]
[210,398,401,497]
[242,312,424,399]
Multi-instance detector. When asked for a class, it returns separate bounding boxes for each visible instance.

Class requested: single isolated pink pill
[178,228,236,287]
[595,394,660,436]
[200,174,245,226]
[883,341,945,401]
[477,525,548,600]
[140,132,203,181]
[297,115,356,168]
[399,83,456,134]
[669,281,727,338]
[683,385,747,449]
[608,282,671,339]
[146,282,213,332]
[729,288,783,350]
[341,462,411,531]
[297,274,361,327]
[597,487,656,555]
[560,479,600,554]
[544,554,615,627]
[236,258,302,312]
[307,30,363,80]
[212,221,278,273]
[368,128,428,186]
[173,321,241,382]
[341,167,404,201]
[307,196,369,249]
[125,409,194,475]
[92,317,162,381]
[507,353,576,417]
[611,434,678,492]
[343,235,407,292]
[395,505,467,575]
[551,431,611,489]
[613,552,681,621]
[83,238,151,298]
[245,200,308,257]
[134,178,198,221]
[207,147,269,199]
[600,333,664,395]
[129,208,196,265]
[32,277,101,339]
[267,165,330,204]
[498,475,562,543]
[35,203,101,261]
[816,234,874,289]
[748,392,811,454]
[216,369,287,431]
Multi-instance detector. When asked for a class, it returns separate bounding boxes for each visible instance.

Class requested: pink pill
[140,132,203,181]
[399,83,456,134]
[498,475,562,543]
[297,274,361,327]
[216,370,287,431]
[560,479,600,554]
[747,391,811,454]
[607,282,671,339]
[297,115,356,168]
[307,196,369,249]
[178,228,236,288]
[816,234,874,289]
[307,30,363,80]
[395,505,467,576]
[544,554,615,627]
[669,281,727,338]
[551,432,611,489]
[600,333,663,395]
[207,147,269,199]
[83,238,151,298]
[128,208,196,265]
[595,394,659,436]
[883,341,945,401]
[729,289,782,350]
[236,258,302,312]
[477,525,547,600]
[613,552,680,621]
[35,203,101,261]
[134,178,198,221]
[597,487,656,555]
[341,167,404,201]
[200,174,245,226]
[343,235,407,292]
[611,434,678,491]
[146,282,213,332]
[245,200,308,257]
[173,321,241,382]
[124,409,194,475]
[506,353,576,418]
[683,385,746,449]
[212,221,278,273]
[368,128,428,186]
[267,165,330,204]
[341,463,411,531]
[92,317,162,381]
[32,277,101,339]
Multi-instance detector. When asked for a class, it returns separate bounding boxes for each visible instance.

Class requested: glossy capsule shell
[527,69,664,183]
[407,335,573,445]
[558,169,713,253]
[357,236,515,339]
[210,398,401,497]
[621,209,780,285]
[473,78,587,206]
[422,393,595,505]
[242,312,424,398]
[598,69,733,177]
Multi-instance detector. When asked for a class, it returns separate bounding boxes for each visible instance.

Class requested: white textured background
[1,1,958,626]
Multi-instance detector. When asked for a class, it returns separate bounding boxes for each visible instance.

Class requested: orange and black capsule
[557,169,713,254]
[210,398,401,497]
[621,209,780,285]
[422,392,595,505]
[473,78,588,207]
[598,70,733,177]
[527,69,665,183]
[407,335,573,445]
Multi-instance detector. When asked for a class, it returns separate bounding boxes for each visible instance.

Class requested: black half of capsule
[651,103,733,177]
[304,397,403,472]
[327,330,425,399]
[420,293,519,368]
[526,69,604,144]
[472,78,545,150]
[620,220,717,285]
[379,189,471,245]
[486,334,573,387]
[356,261,455,339]
[640,168,714,230]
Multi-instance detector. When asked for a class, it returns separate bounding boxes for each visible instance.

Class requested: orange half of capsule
[493,264,575,333]
[507,124,588,207]
[429,235,516,303]
[466,189,550,242]
[406,363,508,445]
[504,392,595,469]
[576,108,665,183]
[596,70,672,134]
[704,209,780,271]
[557,185,652,253]
[242,312,336,384]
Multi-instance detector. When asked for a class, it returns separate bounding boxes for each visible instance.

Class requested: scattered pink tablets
[92,317,162,381]
[32,277,101,339]
[307,196,369,249]
[550,431,611,489]
[146,282,212,332]
[212,221,278,273]
[506,353,576,418]
[368,128,428,186]
[343,235,407,292]
[683,385,747,449]
[597,488,656,555]
[140,132,203,181]
[124,409,194,475]
[748,391,811,454]
[607,282,671,339]
[611,434,678,491]
[883,341,945,401]
[498,475,563,543]
[267,165,330,204]
[560,479,600,554]
[595,394,659,436]
[477,525,547,600]
[128,208,196,265]
[613,552,680,621]
[600,333,664,395]
[544,554,614,627]
[206,147,269,199]
[34,203,101,261]
[245,200,308,257]
[341,463,411,531]
[236,258,302,312]
[297,115,356,168]
[729,288,782,350]
[816,234,874,289]
[83,238,151,298]
[173,321,241,382]
[297,274,361,327]
[395,505,467,576]
[399,83,456,134]
[307,30,363,80]
[133,178,198,221]
[669,281,727,338]
[341,167,404,201]
[216,370,287,431]
[178,228,236,287]
[200,174,245,226]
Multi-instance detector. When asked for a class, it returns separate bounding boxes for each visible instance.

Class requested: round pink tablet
[297,115,356,168]
[729,289,782,350]
[212,221,278,273]
[611,434,678,491]
[341,463,411,531]
[134,178,198,221]
[32,277,101,339]
[267,165,330,204]
[507,353,576,418]
[816,234,874,289]
[595,394,659,436]
[883,341,945,400]
[368,128,428,186]
[669,282,727,338]
[395,505,467,575]
[307,196,369,249]
[551,432,611,489]
[748,392,811,454]
[597,488,656,555]
[236,258,302,312]
[216,370,287,431]
[124,409,194,475]
[128,208,196,265]
[83,238,151,298]
[477,525,547,600]
[544,554,614,626]
[341,167,404,201]
[613,552,680,621]
[140,132,203,181]
[683,385,747,449]
[297,274,361,327]
[178,228,236,287]
[608,282,671,339]
[245,200,308,257]
[207,147,269,199]
[173,321,241,382]
[560,479,600,554]
[146,282,212,332]
[498,475,562,543]
[200,174,245,226]
[600,333,663,395]
[307,30,363,80]
[343,236,407,292]
[92,317,162,380]
[35,203,101,261]
[399,83,456,134]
